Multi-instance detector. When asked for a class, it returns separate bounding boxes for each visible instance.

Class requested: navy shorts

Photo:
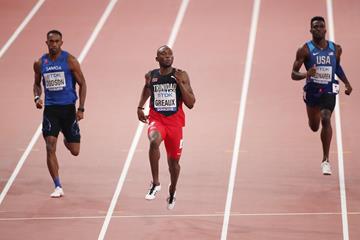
[42,104,80,143]
[303,92,336,112]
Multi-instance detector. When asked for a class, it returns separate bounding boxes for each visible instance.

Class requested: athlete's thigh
[164,126,183,160]
[148,120,166,144]
[60,105,80,143]
[319,93,336,113]
[306,105,321,126]
[42,106,61,138]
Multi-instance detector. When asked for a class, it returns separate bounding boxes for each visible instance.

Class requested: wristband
[34,96,40,103]
[77,107,85,112]
[138,107,144,110]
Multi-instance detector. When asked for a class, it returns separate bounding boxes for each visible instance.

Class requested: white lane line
[0,0,118,206]
[220,0,261,239]
[0,0,45,59]
[1,211,359,222]
[326,1,349,240]
[96,1,190,240]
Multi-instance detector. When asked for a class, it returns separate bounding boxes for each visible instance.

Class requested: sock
[53,177,62,188]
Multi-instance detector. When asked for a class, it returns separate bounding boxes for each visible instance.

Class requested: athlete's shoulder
[33,57,42,72]
[295,42,310,58]
[145,69,158,78]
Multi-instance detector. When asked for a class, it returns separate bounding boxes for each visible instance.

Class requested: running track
[0,0,359,239]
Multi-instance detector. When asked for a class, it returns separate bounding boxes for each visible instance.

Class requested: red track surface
[0,0,359,239]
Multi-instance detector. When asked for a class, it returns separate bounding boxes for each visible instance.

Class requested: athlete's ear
[155,56,159,62]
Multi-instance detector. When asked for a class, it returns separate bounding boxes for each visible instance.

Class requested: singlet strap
[306,41,315,52]
[328,41,335,51]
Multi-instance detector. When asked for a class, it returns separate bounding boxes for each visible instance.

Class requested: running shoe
[145,182,161,200]
[167,185,176,210]
[50,186,64,198]
[321,161,332,175]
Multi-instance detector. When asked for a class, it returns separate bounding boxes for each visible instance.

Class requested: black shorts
[42,104,80,143]
[303,92,336,112]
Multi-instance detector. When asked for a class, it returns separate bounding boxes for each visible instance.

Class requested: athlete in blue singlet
[291,16,352,175]
[33,30,87,197]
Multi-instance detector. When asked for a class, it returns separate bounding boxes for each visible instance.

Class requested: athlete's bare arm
[291,45,316,81]
[33,59,43,109]
[335,44,352,95]
[68,54,87,120]
[174,69,195,109]
[137,71,152,123]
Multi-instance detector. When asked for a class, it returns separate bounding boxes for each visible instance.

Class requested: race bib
[312,66,332,84]
[153,83,177,111]
[44,71,66,91]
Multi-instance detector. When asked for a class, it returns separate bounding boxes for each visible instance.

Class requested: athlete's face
[156,46,174,68]
[46,33,63,55]
[310,20,326,40]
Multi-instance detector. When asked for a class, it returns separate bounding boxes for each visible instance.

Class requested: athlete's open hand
[35,98,43,109]
[137,108,148,123]
[344,83,352,95]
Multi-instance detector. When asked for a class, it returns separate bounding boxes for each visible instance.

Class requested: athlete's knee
[45,140,57,154]
[308,122,319,132]
[168,157,180,170]
[321,117,331,128]
[149,132,161,149]
[70,149,80,156]
[321,111,332,128]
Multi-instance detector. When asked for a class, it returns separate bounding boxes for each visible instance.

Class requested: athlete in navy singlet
[291,16,352,175]
[33,30,87,197]
[137,45,195,209]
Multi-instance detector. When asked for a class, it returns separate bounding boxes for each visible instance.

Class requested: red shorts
[148,120,183,160]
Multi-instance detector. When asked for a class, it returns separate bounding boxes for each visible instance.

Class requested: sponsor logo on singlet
[43,71,66,91]
[153,83,177,111]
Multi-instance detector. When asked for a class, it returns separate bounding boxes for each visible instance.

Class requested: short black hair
[47,30,62,39]
[310,16,325,27]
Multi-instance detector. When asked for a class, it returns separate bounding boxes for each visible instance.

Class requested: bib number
[44,71,66,91]
[312,66,332,84]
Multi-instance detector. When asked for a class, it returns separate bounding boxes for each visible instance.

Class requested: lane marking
[1,211,359,221]
[220,0,261,239]
[0,0,46,204]
[326,1,349,240]
[97,1,190,240]
[0,0,45,59]
[0,0,118,205]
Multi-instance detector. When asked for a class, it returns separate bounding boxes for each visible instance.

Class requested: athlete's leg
[306,105,321,132]
[148,130,163,186]
[61,106,81,156]
[320,108,332,162]
[63,139,80,156]
[44,136,60,181]
[164,126,183,194]
[167,157,180,194]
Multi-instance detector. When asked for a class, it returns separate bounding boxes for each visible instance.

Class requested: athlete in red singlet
[137,45,195,210]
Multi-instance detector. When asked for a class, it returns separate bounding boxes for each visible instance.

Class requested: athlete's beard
[159,62,172,68]
[49,48,60,56]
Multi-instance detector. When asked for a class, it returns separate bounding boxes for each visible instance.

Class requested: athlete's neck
[312,38,327,50]
[159,66,173,76]
[48,50,62,61]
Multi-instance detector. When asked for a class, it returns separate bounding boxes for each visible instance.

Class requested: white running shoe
[321,161,332,175]
[167,184,176,210]
[167,192,176,210]
[145,183,161,200]
[50,187,64,198]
